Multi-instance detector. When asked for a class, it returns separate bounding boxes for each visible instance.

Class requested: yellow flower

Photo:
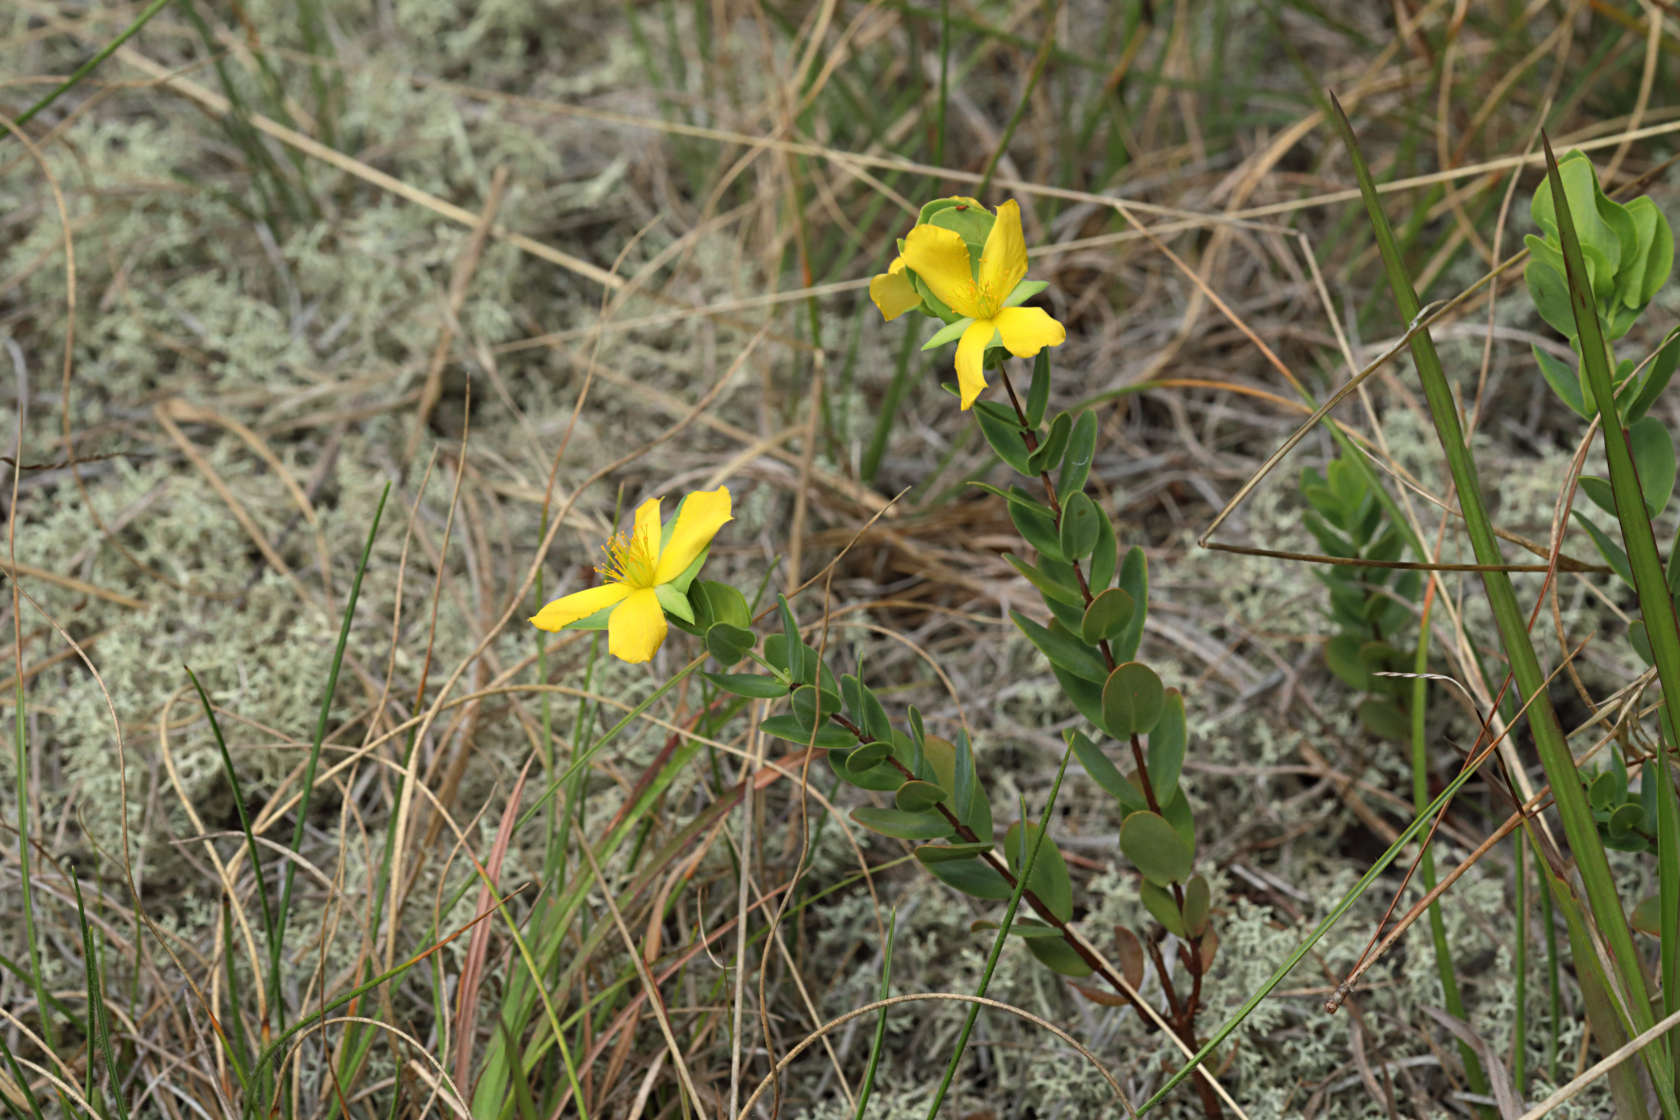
[900,199,1065,409]
[868,256,922,321]
[530,487,732,663]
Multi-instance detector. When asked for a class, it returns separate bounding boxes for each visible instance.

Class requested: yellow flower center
[596,524,659,588]
[968,277,1003,319]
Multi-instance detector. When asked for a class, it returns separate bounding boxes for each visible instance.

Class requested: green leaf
[1004,820,1073,922]
[1052,662,1111,733]
[1121,810,1193,885]
[1579,476,1617,517]
[702,672,787,699]
[1009,495,1066,562]
[689,579,750,630]
[1059,492,1102,559]
[1080,587,1133,644]
[1057,410,1097,500]
[1023,932,1094,977]
[1324,633,1374,690]
[1533,345,1588,417]
[1012,610,1109,683]
[1103,662,1165,737]
[1628,416,1676,516]
[1146,690,1187,805]
[922,855,1014,900]
[832,746,903,791]
[790,684,842,729]
[1024,349,1052,427]
[1623,195,1673,309]
[974,399,1034,475]
[1005,553,1085,608]
[852,806,952,840]
[760,714,855,748]
[778,596,802,674]
[895,780,948,812]
[1140,879,1186,937]
[1088,504,1118,589]
[915,841,994,862]
[1356,697,1411,742]
[1113,547,1148,661]
[704,623,755,666]
[1625,327,1680,423]
[1025,410,1073,475]
[1066,728,1146,814]
[850,740,893,770]
[1574,512,1634,586]
[1183,874,1212,937]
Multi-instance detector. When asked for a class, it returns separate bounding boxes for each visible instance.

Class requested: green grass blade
[1330,99,1671,1108]
[71,873,128,1120]
[1139,724,1508,1111]
[0,1029,45,1120]
[12,678,57,1061]
[925,746,1076,1120]
[1410,602,1492,1106]
[269,484,390,1032]
[1514,828,1529,1097]
[1541,134,1680,1111]
[9,0,177,134]
[852,909,897,1120]
[184,666,278,966]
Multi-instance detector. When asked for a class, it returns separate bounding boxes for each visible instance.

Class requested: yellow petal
[632,496,663,553]
[653,486,733,583]
[901,224,986,319]
[993,305,1066,360]
[869,267,921,321]
[608,587,667,663]
[529,581,631,631]
[954,319,998,410]
[976,200,1027,316]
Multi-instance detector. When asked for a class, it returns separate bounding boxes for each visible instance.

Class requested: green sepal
[654,581,695,624]
[1004,279,1049,308]
[922,317,972,351]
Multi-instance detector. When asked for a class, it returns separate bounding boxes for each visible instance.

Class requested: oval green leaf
[1121,810,1193,886]
[1004,819,1074,923]
[1103,661,1165,737]
[1080,587,1134,644]
[851,806,952,840]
